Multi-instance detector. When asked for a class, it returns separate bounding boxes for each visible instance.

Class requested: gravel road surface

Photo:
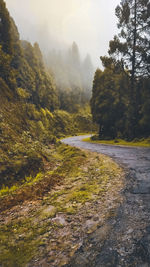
[62,135,150,267]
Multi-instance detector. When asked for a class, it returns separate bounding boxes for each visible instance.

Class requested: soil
[62,135,150,267]
[0,144,124,267]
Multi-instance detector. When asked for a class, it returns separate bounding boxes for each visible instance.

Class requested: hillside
[1,0,150,266]
[0,0,96,189]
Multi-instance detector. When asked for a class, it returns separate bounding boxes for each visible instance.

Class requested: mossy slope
[0,144,125,267]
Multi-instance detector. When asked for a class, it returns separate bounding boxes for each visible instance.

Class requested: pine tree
[82,54,94,99]
[91,62,128,139]
[0,1,16,90]
[109,0,150,77]
[0,0,13,55]
[108,0,150,138]
[71,42,81,69]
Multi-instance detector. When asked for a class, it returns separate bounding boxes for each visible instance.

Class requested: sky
[5,0,121,67]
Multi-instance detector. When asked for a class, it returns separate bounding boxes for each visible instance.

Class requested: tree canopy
[91,0,150,139]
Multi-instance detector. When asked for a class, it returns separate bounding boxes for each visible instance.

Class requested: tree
[108,0,150,138]
[0,1,16,90]
[0,45,15,86]
[91,62,129,139]
[109,0,150,77]
[82,54,94,100]
[0,0,13,55]
[21,40,59,110]
[138,77,150,136]
[71,42,81,69]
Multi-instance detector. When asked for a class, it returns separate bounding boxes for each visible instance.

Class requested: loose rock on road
[62,135,150,267]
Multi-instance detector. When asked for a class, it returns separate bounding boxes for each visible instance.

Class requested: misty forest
[0,0,150,266]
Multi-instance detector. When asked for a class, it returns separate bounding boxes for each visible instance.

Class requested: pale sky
[5,0,120,67]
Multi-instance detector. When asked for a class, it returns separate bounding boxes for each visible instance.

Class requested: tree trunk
[129,0,137,139]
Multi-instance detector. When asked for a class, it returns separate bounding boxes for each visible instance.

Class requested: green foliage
[0,127,44,188]
[91,66,129,139]
[91,0,150,139]
[109,0,150,138]
[0,172,44,198]
[16,87,31,99]
[0,184,17,197]
[83,136,150,147]
[0,146,123,266]
[0,90,94,187]
[21,40,59,111]
[0,2,95,189]
[46,42,94,112]
[0,217,42,267]
[0,45,16,90]
[109,0,150,77]
[0,0,13,55]
[53,110,74,136]
[138,78,150,136]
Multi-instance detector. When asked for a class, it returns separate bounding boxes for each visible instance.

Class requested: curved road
[62,135,150,267]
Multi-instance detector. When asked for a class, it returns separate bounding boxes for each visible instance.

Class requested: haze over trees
[0,0,150,189]
[91,0,150,140]
[0,0,95,188]
[46,42,94,113]
[1,1,150,265]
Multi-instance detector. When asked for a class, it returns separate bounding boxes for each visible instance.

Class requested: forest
[0,0,149,204]
[0,0,150,266]
[0,0,96,188]
[91,0,150,140]
[46,42,94,112]
[0,0,149,197]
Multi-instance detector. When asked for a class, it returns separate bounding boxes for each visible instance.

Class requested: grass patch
[0,144,124,266]
[83,137,150,147]
[0,215,62,267]
[0,173,44,198]
[0,144,87,212]
[0,218,40,267]
[41,150,122,216]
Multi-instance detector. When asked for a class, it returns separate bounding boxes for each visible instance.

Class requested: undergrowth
[83,136,150,147]
[0,144,124,266]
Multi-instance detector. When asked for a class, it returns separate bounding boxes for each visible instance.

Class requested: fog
[5,0,120,68]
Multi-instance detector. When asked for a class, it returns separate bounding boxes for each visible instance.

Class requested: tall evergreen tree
[0,1,16,90]
[108,0,150,138]
[109,0,150,77]
[91,61,129,139]
[71,42,81,69]
[82,54,94,99]
[0,0,13,55]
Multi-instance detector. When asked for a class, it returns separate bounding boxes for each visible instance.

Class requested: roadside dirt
[62,135,150,267]
[0,146,124,267]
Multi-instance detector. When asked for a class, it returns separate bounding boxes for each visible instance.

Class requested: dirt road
[62,135,150,267]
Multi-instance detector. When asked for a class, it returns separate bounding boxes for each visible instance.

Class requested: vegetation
[0,0,96,189]
[0,144,124,266]
[83,136,150,148]
[91,0,150,140]
[46,42,94,113]
[0,1,134,266]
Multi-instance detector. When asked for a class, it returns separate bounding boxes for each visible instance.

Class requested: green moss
[0,184,18,197]
[0,144,124,266]
[40,149,121,218]
[0,172,44,197]
[67,190,92,203]
[16,87,31,99]
[0,213,64,267]
[65,206,76,214]
[0,218,40,267]
[0,241,39,267]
